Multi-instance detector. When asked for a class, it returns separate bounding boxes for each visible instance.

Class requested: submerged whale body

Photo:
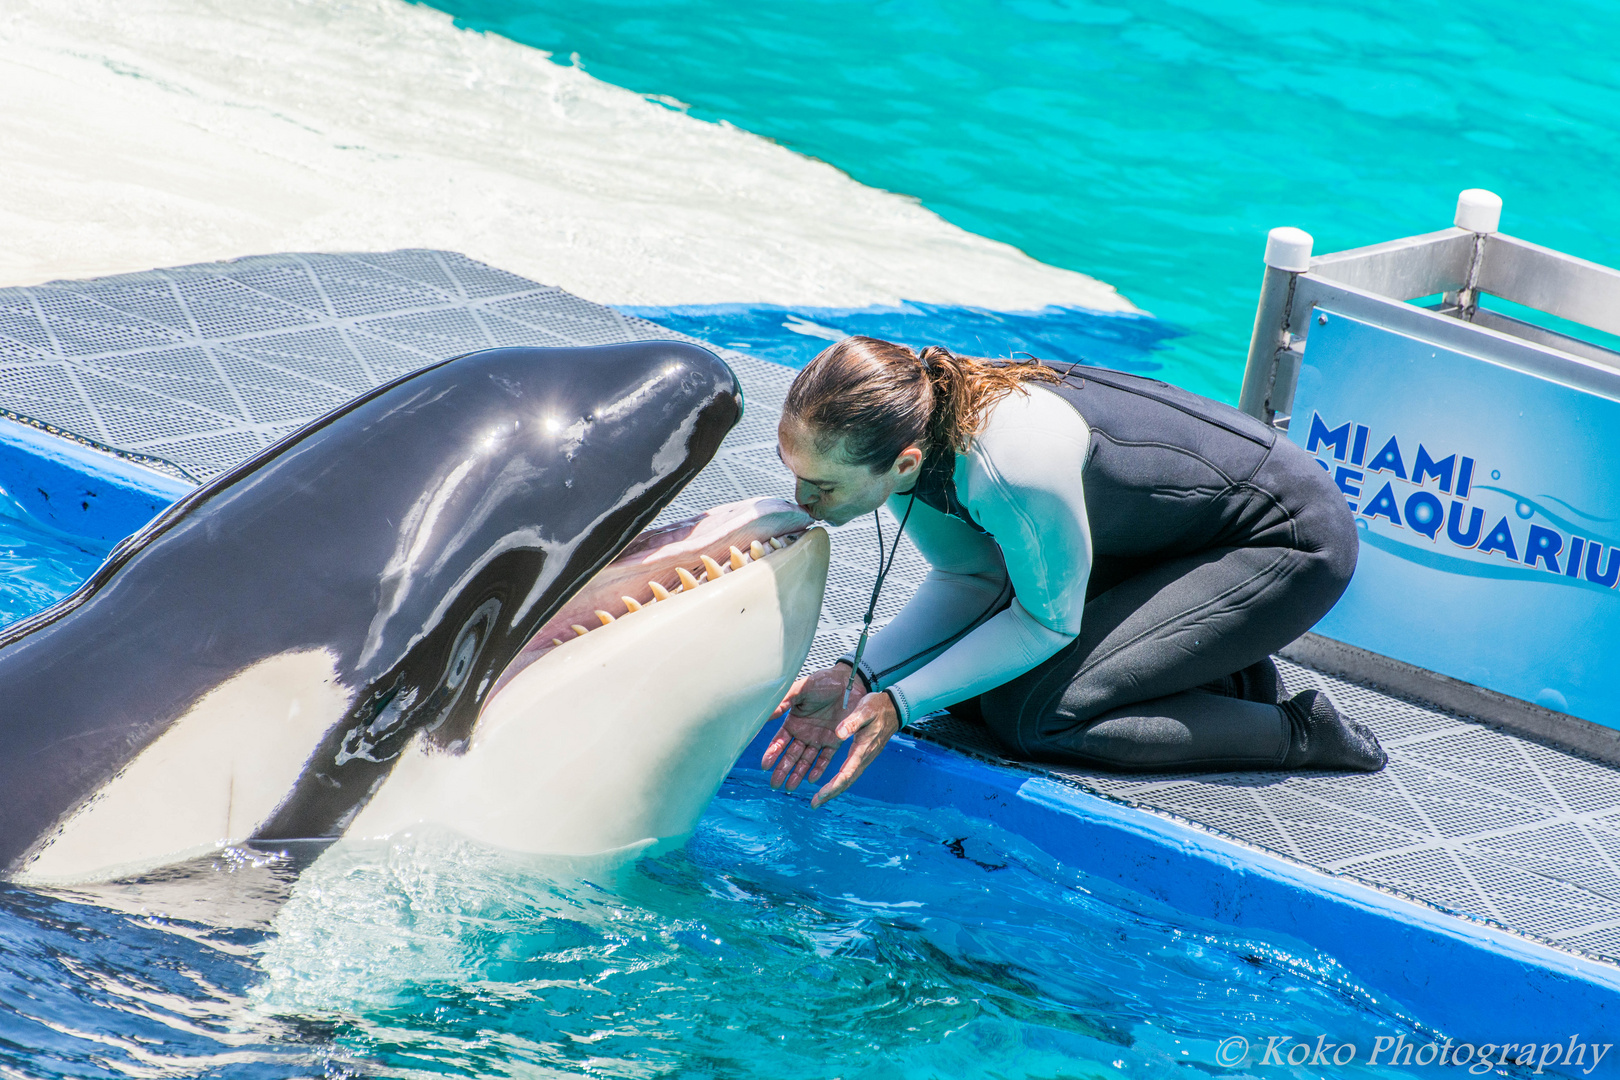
[0,343,756,883]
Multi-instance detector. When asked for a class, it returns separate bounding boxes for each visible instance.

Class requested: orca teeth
[545,527,806,652]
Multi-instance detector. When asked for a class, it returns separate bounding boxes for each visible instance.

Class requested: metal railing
[1238,190,1620,427]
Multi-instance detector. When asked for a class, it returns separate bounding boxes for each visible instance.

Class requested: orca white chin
[348,516,830,859]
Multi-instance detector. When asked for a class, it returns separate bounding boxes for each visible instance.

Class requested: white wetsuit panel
[841,385,1093,726]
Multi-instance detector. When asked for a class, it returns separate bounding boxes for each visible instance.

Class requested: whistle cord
[842,492,916,707]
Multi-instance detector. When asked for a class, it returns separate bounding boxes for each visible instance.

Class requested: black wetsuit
[918,364,1365,771]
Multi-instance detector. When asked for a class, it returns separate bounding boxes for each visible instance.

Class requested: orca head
[1,342,742,882]
[249,342,745,841]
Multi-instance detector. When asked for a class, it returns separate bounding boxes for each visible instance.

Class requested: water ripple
[0,771,1439,1078]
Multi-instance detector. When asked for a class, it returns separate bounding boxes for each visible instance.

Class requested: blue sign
[1289,307,1620,727]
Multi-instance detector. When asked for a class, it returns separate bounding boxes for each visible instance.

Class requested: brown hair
[782,336,1060,470]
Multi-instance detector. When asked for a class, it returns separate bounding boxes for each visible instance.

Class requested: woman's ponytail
[916,345,962,455]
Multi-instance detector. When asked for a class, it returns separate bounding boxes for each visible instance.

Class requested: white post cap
[1263,227,1314,272]
[1455,189,1502,233]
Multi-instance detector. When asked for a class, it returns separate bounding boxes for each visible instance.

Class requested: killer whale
[0,343,741,882]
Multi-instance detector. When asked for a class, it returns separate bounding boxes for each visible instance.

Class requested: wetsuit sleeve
[837,494,1012,691]
[882,386,1093,726]
[883,598,1075,726]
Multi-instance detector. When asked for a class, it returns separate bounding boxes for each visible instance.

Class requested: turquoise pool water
[619,299,1174,370]
[0,769,1441,1078]
[425,0,1620,402]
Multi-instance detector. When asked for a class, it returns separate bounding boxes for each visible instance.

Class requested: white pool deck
[2,250,1616,970]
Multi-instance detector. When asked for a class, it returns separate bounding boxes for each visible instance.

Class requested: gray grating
[0,251,703,481]
[5,251,1618,969]
[911,661,1620,966]
[0,250,917,684]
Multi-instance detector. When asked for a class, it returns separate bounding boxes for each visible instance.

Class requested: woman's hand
[761,664,865,791]
[811,690,900,808]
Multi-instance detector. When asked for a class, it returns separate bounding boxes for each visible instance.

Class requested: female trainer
[762,336,1384,807]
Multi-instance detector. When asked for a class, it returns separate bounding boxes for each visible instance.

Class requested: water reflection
[0,772,1435,1079]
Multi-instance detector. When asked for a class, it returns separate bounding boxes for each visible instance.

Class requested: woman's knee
[978,670,1158,762]
[1060,713,1198,769]
[981,691,1295,771]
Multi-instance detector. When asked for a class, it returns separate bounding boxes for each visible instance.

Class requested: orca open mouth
[348,504,831,859]
[490,498,815,699]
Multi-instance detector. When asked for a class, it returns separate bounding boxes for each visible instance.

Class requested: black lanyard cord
[842,492,916,707]
[864,494,915,626]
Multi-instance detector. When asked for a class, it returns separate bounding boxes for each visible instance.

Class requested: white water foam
[0,0,1135,312]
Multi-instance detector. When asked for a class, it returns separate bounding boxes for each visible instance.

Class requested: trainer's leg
[1054,687,1384,772]
[982,542,1337,758]
[980,541,1382,771]
[1064,689,1291,770]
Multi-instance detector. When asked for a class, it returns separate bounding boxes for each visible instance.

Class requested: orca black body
[0,343,740,880]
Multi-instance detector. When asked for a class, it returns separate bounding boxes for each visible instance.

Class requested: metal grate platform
[0,250,919,675]
[0,251,709,482]
[3,251,1616,968]
[911,662,1620,966]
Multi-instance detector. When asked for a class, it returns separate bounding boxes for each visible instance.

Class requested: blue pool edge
[0,417,193,545]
